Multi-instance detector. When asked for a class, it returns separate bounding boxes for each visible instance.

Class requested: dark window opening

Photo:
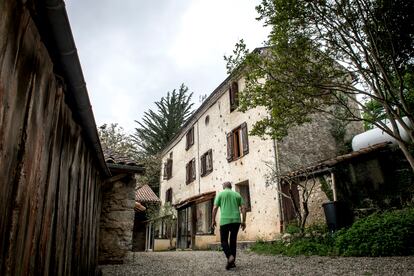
[165,188,173,204]
[236,181,251,212]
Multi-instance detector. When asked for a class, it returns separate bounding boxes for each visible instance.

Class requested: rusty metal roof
[174,191,216,209]
[136,184,160,203]
[281,142,391,180]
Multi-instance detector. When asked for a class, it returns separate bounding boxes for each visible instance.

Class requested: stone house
[159,51,363,249]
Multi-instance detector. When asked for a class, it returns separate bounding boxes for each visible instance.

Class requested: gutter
[33,0,110,177]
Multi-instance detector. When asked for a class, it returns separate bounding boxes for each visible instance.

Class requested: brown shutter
[200,154,206,176]
[232,81,239,107]
[167,158,173,179]
[185,162,189,184]
[207,149,213,172]
[241,122,249,155]
[229,85,234,109]
[191,158,196,181]
[226,132,234,162]
[163,162,168,180]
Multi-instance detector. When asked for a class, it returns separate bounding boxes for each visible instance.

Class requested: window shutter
[167,158,173,179]
[226,132,234,162]
[241,122,249,155]
[192,158,196,180]
[185,162,189,184]
[200,154,206,176]
[229,85,235,108]
[206,149,213,172]
[163,162,168,180]
[231,81,239,106]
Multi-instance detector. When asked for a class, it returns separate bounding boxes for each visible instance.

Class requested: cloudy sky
[66,0,269,133]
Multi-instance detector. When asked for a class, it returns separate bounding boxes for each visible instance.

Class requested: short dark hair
[222,181,232,189]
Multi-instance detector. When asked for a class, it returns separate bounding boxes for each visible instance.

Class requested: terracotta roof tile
[136,184,160,203]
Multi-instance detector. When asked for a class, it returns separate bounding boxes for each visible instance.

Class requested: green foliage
[251,232,336,256]
[252,209,414,257]
[98,123,140,161]
[319,176,333,202]
[335,208,414,256]
[285,223,301,235]
[226,0,414,169]
[132,84,194,155]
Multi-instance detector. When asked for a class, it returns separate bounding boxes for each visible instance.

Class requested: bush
[335,208,414,256]
[251,229,336,256]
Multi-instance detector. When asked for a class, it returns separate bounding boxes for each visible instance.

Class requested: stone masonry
[99,176,136,264]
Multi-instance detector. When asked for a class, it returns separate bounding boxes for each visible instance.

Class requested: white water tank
[352,117,412,151]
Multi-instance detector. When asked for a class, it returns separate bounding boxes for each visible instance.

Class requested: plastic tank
[352,116,412,151]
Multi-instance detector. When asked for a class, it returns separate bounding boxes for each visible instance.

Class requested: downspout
[273,139,284,232]
[35,0,110,177]
[197,121,201,194]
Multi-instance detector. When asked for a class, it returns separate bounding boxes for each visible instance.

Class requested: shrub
[335,208,414,256]
[251,229,336,256]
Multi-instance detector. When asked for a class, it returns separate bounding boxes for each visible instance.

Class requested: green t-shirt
[214,189,244,226]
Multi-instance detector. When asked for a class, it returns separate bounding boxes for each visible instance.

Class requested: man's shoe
[226,255,235,270]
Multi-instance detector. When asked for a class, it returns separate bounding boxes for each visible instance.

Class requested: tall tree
[225,0,414,170]
[133,83,194,155]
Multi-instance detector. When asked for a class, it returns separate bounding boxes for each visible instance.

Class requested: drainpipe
[197,121,201,194]
[273,139,284,232]
[35,0,110,177]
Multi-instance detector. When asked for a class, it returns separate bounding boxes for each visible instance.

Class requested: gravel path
[100,251,414,276]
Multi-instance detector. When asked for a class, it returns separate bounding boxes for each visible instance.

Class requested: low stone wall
[99,176,136,264]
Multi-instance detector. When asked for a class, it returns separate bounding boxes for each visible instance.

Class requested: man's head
[222,181,232,189]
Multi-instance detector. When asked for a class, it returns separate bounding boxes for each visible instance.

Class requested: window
[165,188,173,204]
[229,81,239,112]
[185,158,196,184]
[236,181,251,212]
[226,122,249,162]
[186,126,194,150]
[200,149,213,177]
[196,199,214,234]
[163,158,173,180]
[205,115,210,126]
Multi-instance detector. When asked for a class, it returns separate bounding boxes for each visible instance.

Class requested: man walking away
[212,181,246,270]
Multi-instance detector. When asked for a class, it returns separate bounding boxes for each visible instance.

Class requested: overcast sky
[66,0,269,133]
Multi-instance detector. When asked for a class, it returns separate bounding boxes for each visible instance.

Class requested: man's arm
[212,205,219,229]
[240,205,247,231]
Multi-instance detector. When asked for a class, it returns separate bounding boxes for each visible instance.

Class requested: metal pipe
[35,0,110,177]
[273,139,284,232]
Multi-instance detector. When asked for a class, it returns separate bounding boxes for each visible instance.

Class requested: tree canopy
[132,83,194,155]
[98,123,140,161]
[225,0,414,170]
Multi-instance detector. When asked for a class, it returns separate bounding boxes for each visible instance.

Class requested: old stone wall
[0,1,104,275]
[99,176,136,264]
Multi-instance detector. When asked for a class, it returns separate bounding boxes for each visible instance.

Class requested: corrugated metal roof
[174,191,216,209]
[281,142,391,180]
[136,184,160,203]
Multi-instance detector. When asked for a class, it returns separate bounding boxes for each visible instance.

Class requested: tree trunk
[397,141,414,172]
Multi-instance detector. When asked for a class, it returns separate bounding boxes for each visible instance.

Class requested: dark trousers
[220,223,240,259]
